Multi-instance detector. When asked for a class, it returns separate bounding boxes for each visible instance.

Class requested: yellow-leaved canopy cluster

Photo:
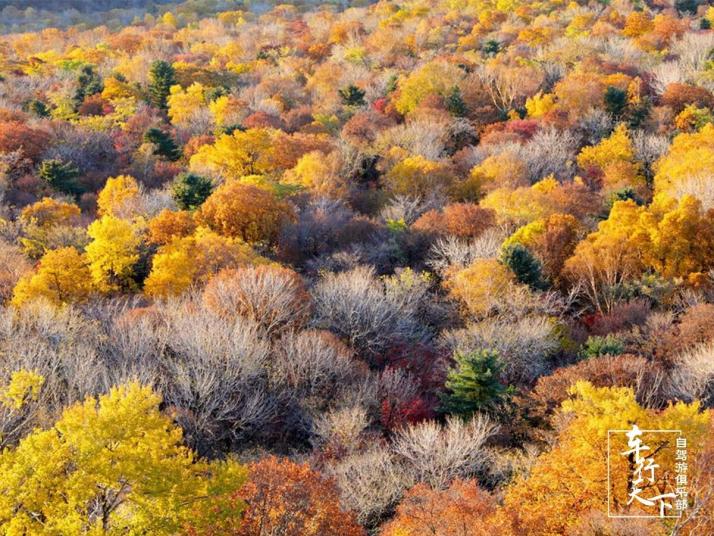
[498,381,710,535]
[0,380,247,535]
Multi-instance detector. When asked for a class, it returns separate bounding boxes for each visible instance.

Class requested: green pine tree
[144,127,181,161]
[482,39,501,57]
[148,60,176,111]
[604,86,627,119]
[446,86,467,117]
[25,99,50,118]
[500,243,546,290]
[73,65,103,109]
[440,349,511,417]
[171,172,213,210]
[38,159,83,197]
[339,85,366,107]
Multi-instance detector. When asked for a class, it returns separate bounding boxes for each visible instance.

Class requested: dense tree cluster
[2,0,714,533]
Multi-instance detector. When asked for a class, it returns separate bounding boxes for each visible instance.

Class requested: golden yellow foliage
[502,382,710,535]
[576,124,645,193]
[565,194,714,311]
[20,197,81,228]
[283,150,347,197]
[525,92,556,118]
[394,61,462,115]
[85,215,142,293]
[654,124,714,196]
[96,175,141,218]
[167,82,207,127]
[144,227,266,298]
[445,259,517,317]
[467,149,530,194]
[0,370,44,410]
[0,382,247,534]
[189,128,278,180]
[384,155,455,197]
[11,247,93,307]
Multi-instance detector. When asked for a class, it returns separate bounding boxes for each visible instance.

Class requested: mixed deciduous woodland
[1,0,714,533]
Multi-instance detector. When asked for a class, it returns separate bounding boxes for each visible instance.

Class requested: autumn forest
[1,0,714,533]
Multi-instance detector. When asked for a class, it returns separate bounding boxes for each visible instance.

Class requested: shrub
[0,240,31,303]
[328,447,410,529]
[159,303,276,455]
[580,334,625,359]
[271,330,361,405]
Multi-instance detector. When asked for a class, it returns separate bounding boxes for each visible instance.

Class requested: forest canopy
[1,0,714,532]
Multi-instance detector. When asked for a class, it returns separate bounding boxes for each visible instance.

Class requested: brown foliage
[196,182,295,244]
[662,303,714,355]
[380,480,502,536]
[0,121,50,162]
[147,209,196,245]
[412,203,496,239]
[235,456,365,536]
[661,83,714,114]
[0,239,32,303]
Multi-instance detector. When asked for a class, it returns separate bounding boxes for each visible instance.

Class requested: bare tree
[328,446,411,528]
[311,266,428,361]
[391,415,498,489]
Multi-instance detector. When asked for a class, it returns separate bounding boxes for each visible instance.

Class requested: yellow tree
[639,194,714,279]
[445,259,518,318]
[564,200,646,313]
[479,175,594,226]
[384,155,455,198]
[189,128,278,180]
[143,227,266,298]
[465,149,529,196]
[653,123,714,196]
[576,124,646,194]
[85,215,142,293]
[282,150,347,198]
[501,382,710,535]
[209,94,244,128]
[0,382,247,534]
[394,61,463,115]
[11,247,93,307]
[566,195,714,311]
[167,82,207,127]
[20,197,81,228]
[96,175,141,218]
